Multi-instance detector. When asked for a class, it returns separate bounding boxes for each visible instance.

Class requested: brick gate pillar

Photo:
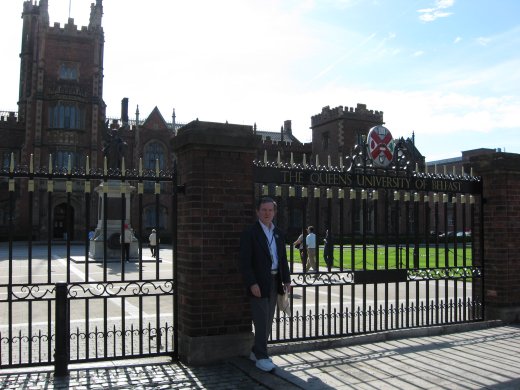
[471,153,520,323]
[171,120,260,364]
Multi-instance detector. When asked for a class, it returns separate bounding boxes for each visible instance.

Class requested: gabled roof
[398,136,424,162]
[142,106,169,130]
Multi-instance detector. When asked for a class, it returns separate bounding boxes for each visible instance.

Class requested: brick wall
[471,153,520,322]
[171,120,259,363]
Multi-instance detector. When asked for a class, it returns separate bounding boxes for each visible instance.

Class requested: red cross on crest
[367,126,395,167]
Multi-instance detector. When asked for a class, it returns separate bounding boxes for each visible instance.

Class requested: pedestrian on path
[293,231,307,264]
[240,197,291,372]
[324,229,334,270]
[305,226,317,272]
[120,224,132,262]
[149,229,157,258]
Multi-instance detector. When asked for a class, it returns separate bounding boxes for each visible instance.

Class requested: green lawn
[287,245,473,270]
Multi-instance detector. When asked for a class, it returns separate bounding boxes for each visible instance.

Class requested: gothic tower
[311,104,384,166]
[15,0,105,240]
[18,0,105,169]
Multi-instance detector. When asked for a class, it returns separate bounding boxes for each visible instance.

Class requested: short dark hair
[256,197,277,211]
[307,226,314,232]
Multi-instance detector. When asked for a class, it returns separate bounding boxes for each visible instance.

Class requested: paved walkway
[1,322,519,389]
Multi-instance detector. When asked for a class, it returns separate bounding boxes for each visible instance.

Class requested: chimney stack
[121,98,129,127]
[283,120,292,135]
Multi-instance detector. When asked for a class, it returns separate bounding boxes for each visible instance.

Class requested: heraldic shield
[367,125,395,167]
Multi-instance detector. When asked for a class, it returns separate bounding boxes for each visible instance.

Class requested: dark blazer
[240,221,291,298]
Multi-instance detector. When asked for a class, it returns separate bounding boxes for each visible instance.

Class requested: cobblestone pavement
[1,323,520,389]
[0,358,268,389]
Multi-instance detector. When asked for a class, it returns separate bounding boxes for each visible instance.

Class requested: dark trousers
[124,243,130,261]
[249,274,277,360]
[150,245,156,257]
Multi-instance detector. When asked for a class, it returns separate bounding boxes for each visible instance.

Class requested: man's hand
[284,283,292,293]
[250,284,261,297]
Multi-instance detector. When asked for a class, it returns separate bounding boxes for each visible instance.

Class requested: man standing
[149,229,157,258]
[121,224,132,262]
[240,197,291,372]
[324,229,334,271]
[293,230,307,264]
[305,226,317,272]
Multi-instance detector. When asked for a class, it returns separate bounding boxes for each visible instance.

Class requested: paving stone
[1,324,520,389]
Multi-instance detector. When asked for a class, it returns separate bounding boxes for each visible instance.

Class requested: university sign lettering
[254,166,482,194]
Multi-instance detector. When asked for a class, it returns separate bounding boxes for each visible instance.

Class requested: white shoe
[255,358,276,372]
[250,352,272,362]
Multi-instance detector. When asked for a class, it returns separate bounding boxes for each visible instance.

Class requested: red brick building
[0,1,178,240]
[311,104,383,166]
[0,0,423,241]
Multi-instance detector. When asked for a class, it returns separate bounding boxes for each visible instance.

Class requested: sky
[1,0,519,161]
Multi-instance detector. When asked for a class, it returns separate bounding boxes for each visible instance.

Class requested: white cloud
[1,0,519,162]
[306,32,377,83]
[430,58,520,95]
[476,36,491,46]
[418,0,455,22]
[437,0,455,8]
[283,83,520,159]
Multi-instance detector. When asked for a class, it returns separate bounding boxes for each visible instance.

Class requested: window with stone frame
[322,132,329,150]
[357,132,364,145]
[51,151,82,169]
[59,63,79,81]
[48,103,85,129]
[144,205,167,229]
[144,141,166,192]
[1,151,13,170]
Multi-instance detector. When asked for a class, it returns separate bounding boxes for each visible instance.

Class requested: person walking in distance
[240,197,291,372]
[293,230,307,265]
[149,229,157,258]
[305,226,317,272]
[121,224,132,262]
[324,229,334,271]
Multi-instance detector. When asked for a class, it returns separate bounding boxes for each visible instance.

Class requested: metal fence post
[54,282,69,377]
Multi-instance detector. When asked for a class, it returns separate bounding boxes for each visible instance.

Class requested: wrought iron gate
[0,155,178,369]
[253,145,484,343]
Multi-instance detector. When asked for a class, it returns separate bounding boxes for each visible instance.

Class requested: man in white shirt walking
[149,229,157,258]
[305,226,317,272]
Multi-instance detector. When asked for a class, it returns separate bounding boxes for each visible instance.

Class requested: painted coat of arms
[367,125,395,167]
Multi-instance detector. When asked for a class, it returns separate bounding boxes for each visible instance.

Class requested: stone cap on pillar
[170,120,260,151]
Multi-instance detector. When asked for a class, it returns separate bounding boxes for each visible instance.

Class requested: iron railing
[0,155,178,371]
[252,142,484,343]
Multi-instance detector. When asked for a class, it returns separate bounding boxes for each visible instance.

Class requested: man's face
[257,202,276,227]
